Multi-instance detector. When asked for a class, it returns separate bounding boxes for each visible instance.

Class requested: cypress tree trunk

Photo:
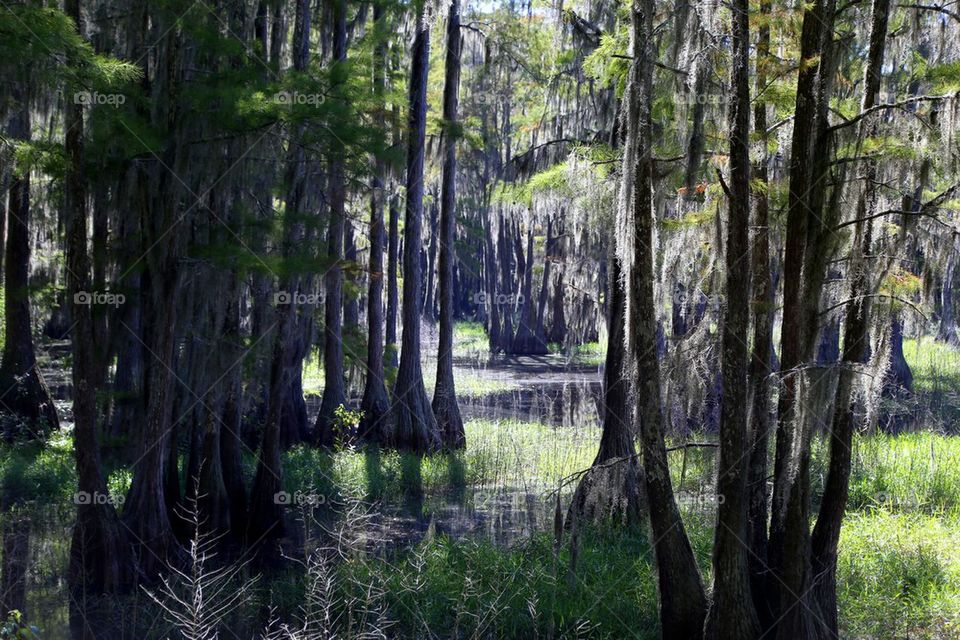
[219,277,247,544]
[385,56,402,371]
[433,0,465,450]
[65,0,133,596]
[704,0,760,633]
[811,2,890,634]
[391,5,440,453]
[747,0,775,626]
[496,214,515,352]
[386,193,400,370]
[359,0,393,445]
[547,219,567,345]
[768,0,838,635]
[425,200,438,321]
[533,219,552,341]
[248,0,312,549]
[511,225,548,355]
[937,256,959,344]
[0,83,60,440]
[344,220,360,331]
[626,0,707,634]
[568,244,643,526]
[315,0,349,446]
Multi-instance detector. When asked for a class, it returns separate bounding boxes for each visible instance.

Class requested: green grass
[340,529,663,639]
[282,418,601,503]
[549,340,607,367]
[846,431,960,513]
[0,430,75,507]
[2,424,959,638]
[839,512,960,639]
[904,338,960,394]
[452,321,491,359]
[272,423,960,638]
[903,338,960,426]
[302,356,325,396]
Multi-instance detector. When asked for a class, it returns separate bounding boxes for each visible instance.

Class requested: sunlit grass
[904,338,960,426]
[904,338,960,394]
[283,418,600,503]
[839,511,960,639]
[846,432,960,513]
[549,340,606,367]
[452,321,490,358]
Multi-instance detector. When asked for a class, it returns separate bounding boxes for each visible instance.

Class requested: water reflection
[6,355,605,638]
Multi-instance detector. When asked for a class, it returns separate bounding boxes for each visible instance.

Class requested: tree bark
[386,193,400,370]
[626,0,708,634]
[810,2,890,634]
[432,0,465,450]
[315,0,349,446]
[0,82,60,440]
[359,0,393,445]
[568,244,643,526]
[511,224,549,355]
[746,0,775,627]
[704,0,760,633]
[768,0,838,635]
[390,5,441,453]
[248,0,312,550]
[64,0,134,597]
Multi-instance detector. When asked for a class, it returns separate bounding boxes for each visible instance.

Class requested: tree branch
[827,93,956,133]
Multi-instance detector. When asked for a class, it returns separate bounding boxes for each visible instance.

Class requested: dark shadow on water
[363,444,387,501]
[399,453,425,518]
[446,453,467,503]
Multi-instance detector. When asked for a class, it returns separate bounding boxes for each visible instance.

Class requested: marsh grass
[839,512,960,639]
[1,336,959,637]
[547,340,607,368]
[904,338,960,428]
[271,417,960,638]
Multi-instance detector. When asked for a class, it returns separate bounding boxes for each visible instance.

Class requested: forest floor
[2,325,959,638]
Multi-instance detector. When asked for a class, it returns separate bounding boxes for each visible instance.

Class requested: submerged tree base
[391,377,441,454]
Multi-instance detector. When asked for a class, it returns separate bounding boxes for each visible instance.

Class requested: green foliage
[583,32,630,94]
[0,441,74,507]
[333,405,364,447]
[926,60,960,93]
[839,512,960,639]
[282,446,337,503]
[0,4,139,89]
[342,531,660,638]
[0,611,40,640]
[662,209,717,231]
[845,433,960,513]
